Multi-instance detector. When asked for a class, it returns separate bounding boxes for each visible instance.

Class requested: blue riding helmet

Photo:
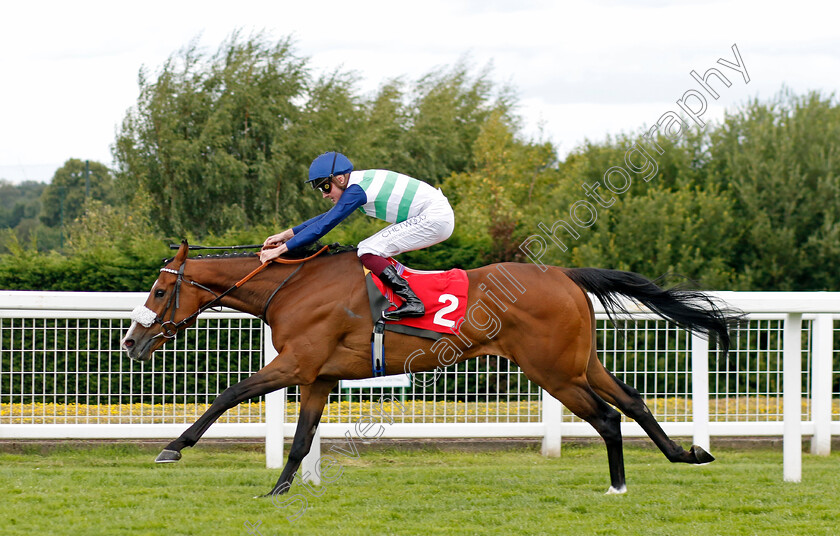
[306,152,353,189]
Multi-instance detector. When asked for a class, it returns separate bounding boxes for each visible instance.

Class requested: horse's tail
[562,267,740,357]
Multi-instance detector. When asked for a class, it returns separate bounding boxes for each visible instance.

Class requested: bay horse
[121,241,737,495]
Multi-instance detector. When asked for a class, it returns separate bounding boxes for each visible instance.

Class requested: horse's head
[121,241,207,362]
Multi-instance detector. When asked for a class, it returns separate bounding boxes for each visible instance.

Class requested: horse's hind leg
[513,285,628,493]
[586,349,714,464]
[546,379,628,494]
[268,379,336,496]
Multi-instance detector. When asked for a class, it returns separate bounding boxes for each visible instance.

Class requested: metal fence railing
[1,290,838,481]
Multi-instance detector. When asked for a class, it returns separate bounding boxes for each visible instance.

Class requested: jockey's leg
[358,197,455,321]
[359,252,425,320]
[378,264,425,320]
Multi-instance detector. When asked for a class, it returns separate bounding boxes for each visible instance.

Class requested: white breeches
[357,197,455,258]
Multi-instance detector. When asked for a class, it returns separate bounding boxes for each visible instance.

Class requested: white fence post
[264,324,286,469]
[811,314,833,455]
[541,389,563,457]
[783,313,803,483]
[300,426,322,485]
[691,334,710,451]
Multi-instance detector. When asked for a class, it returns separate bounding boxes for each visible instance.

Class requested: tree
[443,110,557,265]
[350,79,411,170]
[0,179,45,229]
[570,186,739,288]
[114,33,526,241]
[114,32,311,237]
[709,89,840,289]
[399,61,516,185]
[39,159,114,227]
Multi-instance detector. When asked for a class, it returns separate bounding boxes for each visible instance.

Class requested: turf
[1,442,838,535]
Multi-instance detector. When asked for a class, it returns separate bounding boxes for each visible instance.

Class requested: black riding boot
[378,265,425,320]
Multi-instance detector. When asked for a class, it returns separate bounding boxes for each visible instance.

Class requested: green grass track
[1,442,838,535]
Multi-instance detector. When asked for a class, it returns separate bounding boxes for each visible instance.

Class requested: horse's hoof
[155,449,182,463]
[266,485,289,498]
[691,444,715,464]
[606,485,627,495]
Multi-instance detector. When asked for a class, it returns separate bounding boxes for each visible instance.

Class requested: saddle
[364,259,469,375]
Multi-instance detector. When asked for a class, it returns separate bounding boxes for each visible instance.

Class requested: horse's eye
[155,289,166,298]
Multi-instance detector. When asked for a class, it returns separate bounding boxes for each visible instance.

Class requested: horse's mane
[279,242,357,260]
[163,242,357,265]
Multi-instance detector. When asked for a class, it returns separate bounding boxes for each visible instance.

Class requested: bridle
[154,262,220,338]
[146,245,330,339]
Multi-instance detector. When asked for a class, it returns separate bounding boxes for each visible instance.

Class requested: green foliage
[0,179,60,254]
[113,35,516,239]
[0,179,45,229]
[709,89,840,289]
[523,89,840,290]
[569,186,739,288]
[39,159,115,227]
[398,61,516,184]
[0,240,164,292]
[443,109,557,265]
[0,195,168,291]
[114,32,311,237]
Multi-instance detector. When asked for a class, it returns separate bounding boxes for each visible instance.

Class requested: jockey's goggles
[315,178,332,194]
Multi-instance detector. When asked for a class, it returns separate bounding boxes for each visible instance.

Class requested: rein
[152,244,330,339]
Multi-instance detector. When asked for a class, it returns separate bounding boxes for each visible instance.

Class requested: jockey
[260,151,455,321]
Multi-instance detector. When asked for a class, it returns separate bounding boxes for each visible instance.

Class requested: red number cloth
[371,260,469,334]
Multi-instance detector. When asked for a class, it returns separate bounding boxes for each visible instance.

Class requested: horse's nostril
[124,339,135,349]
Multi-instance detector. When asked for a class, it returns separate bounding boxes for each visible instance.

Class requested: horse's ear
[174,240,189,264]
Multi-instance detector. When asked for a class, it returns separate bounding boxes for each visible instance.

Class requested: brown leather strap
[270,244,331,264]
[235,244,330,287]
[234,262,271,287]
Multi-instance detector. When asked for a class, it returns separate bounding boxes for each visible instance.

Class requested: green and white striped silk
[348,169,439,223]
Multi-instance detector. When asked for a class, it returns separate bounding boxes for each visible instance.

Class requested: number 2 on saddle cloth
[366,259,469,337]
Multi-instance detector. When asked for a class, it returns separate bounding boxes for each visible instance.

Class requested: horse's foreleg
[267,379,336,496]
[155,367,291,463]
[587,350,714,465]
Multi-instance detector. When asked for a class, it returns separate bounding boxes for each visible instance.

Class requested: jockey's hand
[264,229,294,247]
[260,243,289,263]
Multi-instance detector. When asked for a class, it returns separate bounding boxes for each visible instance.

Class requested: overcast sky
[1,0,837,184]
